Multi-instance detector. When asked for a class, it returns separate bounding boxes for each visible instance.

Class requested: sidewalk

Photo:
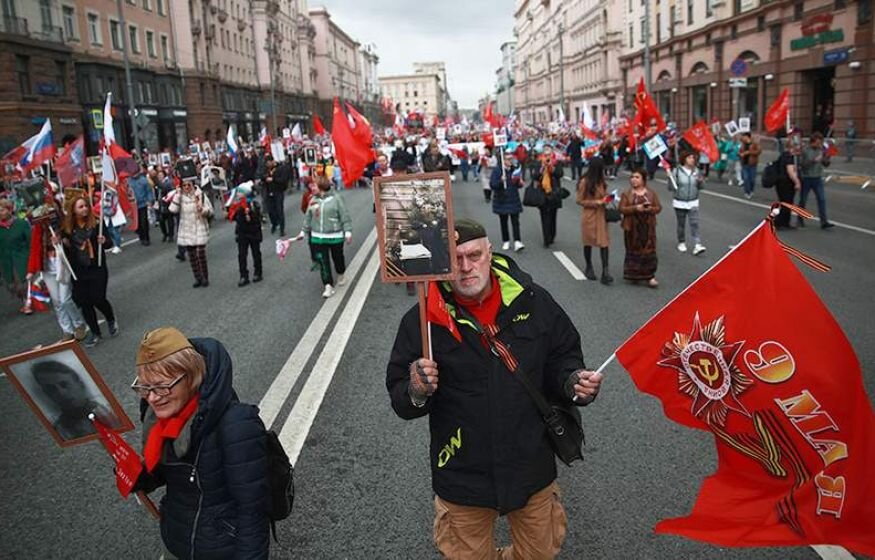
[757,149,875,180]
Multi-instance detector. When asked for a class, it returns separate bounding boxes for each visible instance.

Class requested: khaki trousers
[433,481,567,560]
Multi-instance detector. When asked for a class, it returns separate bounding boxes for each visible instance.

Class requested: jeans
[799,177,828,225]
[570,159,582,180]
[675,207,700,245]
[43,273,85,335]
[741,165,758,195]
[105,222,122,247]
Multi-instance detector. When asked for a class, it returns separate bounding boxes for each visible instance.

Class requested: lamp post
[644,0,652,91]
[557,20,565,121]
[265,20,279,135]
[116,0,140,154]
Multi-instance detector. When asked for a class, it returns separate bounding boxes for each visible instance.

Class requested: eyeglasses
[131,372,187,398]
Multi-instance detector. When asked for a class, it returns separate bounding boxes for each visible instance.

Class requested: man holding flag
[386,218,602,559]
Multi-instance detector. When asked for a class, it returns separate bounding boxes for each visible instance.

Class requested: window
[157,0,165,15]
[730,24,738,39]
[39,0,52,29]
[706,0,713,17]
[757,15,765,32]
[640,18,646,44]
[55,61,66,96]
[16,55,30,96]
[770,24,781,47]
[793,2,804,20]
[834,0,846,8]
[62,6,77,40]
[87,12,101,45]
[199,82,205,105]
[656,12,661,43]
[860,0,873,24]
[146,30,156,57]
[129,25,140,54]
[628,23,634,47]
[110,19,122,50]
[161,34,169,61]
[688,0,694,24]
[142,0,152,11]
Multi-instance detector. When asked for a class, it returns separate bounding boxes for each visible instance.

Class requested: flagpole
[48,225,77,281]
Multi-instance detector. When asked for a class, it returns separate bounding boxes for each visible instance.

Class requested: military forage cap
[454,218,487,245]
[136,327,193,366]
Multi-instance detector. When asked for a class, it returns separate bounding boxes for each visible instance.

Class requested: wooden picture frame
[0,341,134,448]
[88,155,102,174]
[373,171,458,283]
[159,152,172,167]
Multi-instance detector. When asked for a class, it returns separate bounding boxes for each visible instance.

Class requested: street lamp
[557,19,565,122]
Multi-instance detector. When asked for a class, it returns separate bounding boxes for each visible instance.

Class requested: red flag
[683,121,719,163]
[109,179,138,232]
[615,222,875,556]
[55,136,86,187]
[331,98,371,187]
[92,417,143,498]
[824,140,838,158]
[426,282,461,342]
[765,88,790,134]
[634,77,667,132]
[345,102,374,151]
[107,142,138,177]
[580,126,598,141]
[483,102,501,129]
[312,115,326,136]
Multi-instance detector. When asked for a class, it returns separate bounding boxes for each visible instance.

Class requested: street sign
[728,77,748,88]
[135,112,151,128]
[823,48,849,65]
[730,58,748,77]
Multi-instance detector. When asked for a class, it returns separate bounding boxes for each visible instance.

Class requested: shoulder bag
[523,182,546,207]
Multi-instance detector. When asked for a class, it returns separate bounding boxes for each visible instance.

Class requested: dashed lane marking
[553,250,586,281]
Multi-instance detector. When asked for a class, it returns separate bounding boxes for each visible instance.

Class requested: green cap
[454,218,487,245]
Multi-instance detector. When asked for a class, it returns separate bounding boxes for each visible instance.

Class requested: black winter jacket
[386,255,585,513]
[136,338,269,560]
[234,201,264,241]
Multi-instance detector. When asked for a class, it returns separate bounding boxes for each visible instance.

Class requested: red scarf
[143,395,200,472]
[455,274,502,329]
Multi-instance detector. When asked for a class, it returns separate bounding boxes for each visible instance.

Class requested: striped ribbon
[767,202,831,272]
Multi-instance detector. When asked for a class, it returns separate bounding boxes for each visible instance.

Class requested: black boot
[238,276,250,287]
[583,247,596,280]
[600,248,613,285]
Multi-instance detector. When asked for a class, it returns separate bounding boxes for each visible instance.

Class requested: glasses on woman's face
[131,372,187,398]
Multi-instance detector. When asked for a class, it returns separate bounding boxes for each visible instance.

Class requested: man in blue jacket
[387,219,602,559]
[128,165,154,246]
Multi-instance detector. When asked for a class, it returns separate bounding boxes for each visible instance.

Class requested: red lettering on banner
[814,473,846,518]
[775,390,848,467]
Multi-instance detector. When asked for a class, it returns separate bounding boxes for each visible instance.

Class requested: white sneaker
[693,243,707,256]
[336,274,346,286]
[502,241,511,251]
[321,284,335,298]
[111,246,122,254]
[513,240,525,252]
[677,242,687,253]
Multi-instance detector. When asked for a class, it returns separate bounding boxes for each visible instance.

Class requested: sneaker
[19,305,33,315]
[73,325,88,341]
[502,241,511,251]
[337,274,346,286]
[677,242,687,253]
[648,278,659,288]
[513,240,525,252]
[59,333,75,343]
[744,193,753,200]
[322,284,335,298]
[82,332,100,347]
[238,277,250,287]
[192,280,203,288]
[692,244,707,256]
[176,253,186,261]
[253,274,263,283]
[108,321,119,337]
[111,246,122,254]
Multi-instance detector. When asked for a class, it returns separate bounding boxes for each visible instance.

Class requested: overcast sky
[316,1,515,109]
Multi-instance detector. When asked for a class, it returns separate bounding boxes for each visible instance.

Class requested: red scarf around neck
[455,274,502,329]
[144,395,200,472]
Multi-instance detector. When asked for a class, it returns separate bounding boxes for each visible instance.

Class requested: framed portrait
[303,146,318,166]
[175,157,198,182]
[88,155,102,174]
[738,117,751,133]
[159,152,172,167]
[0,341,134,448]
[10,177,48,213]
[725,120,740,137]
[201,141,212,152]
[147,154,158,166]
[373,171,458,283]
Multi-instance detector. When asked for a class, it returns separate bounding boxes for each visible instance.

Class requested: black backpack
[265,430,294,541]
[761,157,785,189]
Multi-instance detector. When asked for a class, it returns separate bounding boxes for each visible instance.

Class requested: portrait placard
[88,155,102,174]
[643,134,668,160]
[159,152,172,167]
[711,121,722,135]
[303,145,318,166]
[147,154,158,166]
[738,117,751,133]
[373,171,458,283]
[725,120,740,137]
[0,341,134,448]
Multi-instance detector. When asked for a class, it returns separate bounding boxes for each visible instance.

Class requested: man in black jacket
[264,158,290,235]
[386,218,602,559]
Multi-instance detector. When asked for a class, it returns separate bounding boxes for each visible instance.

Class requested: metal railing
[1,16,28,36]
[33,25,64,43]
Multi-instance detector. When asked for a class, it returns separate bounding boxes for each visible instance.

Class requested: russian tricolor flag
[13,120,56,172]
[226,125,239,160]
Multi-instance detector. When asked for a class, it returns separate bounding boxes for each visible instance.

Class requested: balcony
[217,9,228,23]
[1,16,28,36]
[33,25,64,44]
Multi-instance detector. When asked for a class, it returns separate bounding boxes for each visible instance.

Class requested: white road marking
[279,249,380,465]
[811,545,857,560]
[259,228,377,430]
[121,238,139,247]
[553,250,586,280]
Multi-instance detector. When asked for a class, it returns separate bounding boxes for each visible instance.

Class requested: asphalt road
[0,168,872,559]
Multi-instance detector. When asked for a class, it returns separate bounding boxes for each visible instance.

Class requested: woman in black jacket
[61,193,117,347]
[531,146,565,247]
[131,327,270,560]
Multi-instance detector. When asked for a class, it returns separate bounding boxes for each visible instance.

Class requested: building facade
[379,73,444,119]
[309,7,360,102]
[412,61,451,117]
[495,41,516,115]
[619,0,875,137]
[513,0,624,126]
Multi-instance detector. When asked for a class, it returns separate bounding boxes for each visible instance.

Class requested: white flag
[291,123,302,141]
[582,102,594,130]
[103,92,115,146]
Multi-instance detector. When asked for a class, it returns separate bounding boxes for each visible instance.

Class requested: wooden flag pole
[417,281,431,360]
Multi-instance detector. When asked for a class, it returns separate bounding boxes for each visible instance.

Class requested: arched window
[690,62,709,75]
[737,50,760,64]
[657,70,672,82]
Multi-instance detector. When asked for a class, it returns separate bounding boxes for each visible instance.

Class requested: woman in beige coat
[576,158,612,284]
[169,181,213,288]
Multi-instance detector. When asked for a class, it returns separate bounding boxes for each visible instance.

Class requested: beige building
[619,0,875,136]
[379,72,444,119]
[308,6,361,102]
[513,0,624,125]
[359,42,380,104]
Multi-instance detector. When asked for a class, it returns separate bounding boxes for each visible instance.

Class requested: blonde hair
[0,198,13,211]
[136,347,205,393]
